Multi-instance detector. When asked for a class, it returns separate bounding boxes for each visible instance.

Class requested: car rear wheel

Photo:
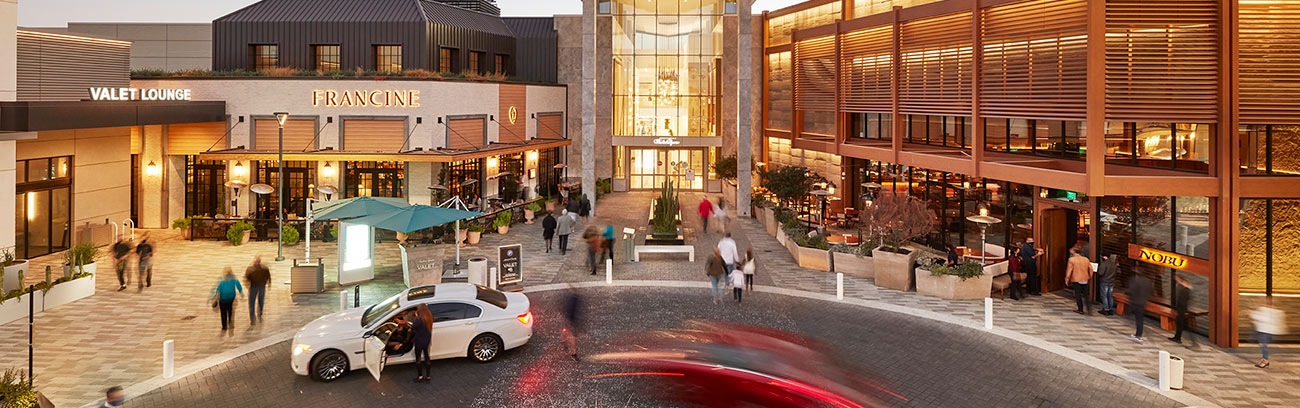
[469,334,502,363]
[310,350,349,382]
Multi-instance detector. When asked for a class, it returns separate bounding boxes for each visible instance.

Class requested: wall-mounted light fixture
[233,161,247,178]
[322,161,336,178]
[146,161,160,176]
[529,168,537,179]
[527,150,538,162]
[487,156,499,169]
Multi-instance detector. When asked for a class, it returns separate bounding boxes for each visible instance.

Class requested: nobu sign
[1126,243,1209,277]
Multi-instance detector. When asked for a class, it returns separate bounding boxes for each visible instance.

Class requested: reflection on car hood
[296,307,368,339]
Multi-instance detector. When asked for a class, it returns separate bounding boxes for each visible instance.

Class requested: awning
[196,138,570,163]
[0,100,227,132]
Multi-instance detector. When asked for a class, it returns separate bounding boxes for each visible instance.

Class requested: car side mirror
[362,330,373,339]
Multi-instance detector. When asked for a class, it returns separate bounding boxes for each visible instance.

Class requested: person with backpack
[112,238,132,291]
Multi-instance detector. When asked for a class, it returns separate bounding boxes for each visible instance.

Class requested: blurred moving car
[291,283,533,382]
[589,320,891,408]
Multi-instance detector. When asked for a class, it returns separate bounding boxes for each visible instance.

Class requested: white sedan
[291,283,533,382]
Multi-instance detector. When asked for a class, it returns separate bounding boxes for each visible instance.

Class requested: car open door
[363,322,397,381]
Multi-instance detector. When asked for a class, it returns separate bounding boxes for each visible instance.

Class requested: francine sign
[312,89,420,108]
[1126,243,1209,276]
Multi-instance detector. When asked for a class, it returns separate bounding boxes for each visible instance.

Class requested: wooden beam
[1084,0,1105,197]
[1102,175,1220,198]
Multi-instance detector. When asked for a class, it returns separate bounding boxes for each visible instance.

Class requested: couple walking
[209,256,273,331]
[705,232,755,304]
[111,234,155,291]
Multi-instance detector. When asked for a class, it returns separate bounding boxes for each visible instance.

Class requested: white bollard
[339,291,349,311]
[605,259,613,284]
[163,339,175,378]
[1158,350,1171,391]
[489,267,498,290]
[836,273,844,300]
[984,298,994,330]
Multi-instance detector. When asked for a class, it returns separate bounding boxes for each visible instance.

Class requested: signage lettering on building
[1126,243,1209,277]
[312,89,421,108]
[653,137,681,146]
[89,87,192,101]
[508,106,518,124]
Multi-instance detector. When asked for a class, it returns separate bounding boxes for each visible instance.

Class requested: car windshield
[361,293,401,327]
[475,285,508,309]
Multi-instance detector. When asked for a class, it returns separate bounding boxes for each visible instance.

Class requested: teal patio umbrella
[311,196,410,220]
[348,204,481,234]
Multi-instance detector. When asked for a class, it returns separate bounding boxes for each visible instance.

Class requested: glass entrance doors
[14,156,72,259]
[628,148,704,190]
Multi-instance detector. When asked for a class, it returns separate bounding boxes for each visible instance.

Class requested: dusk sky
[18,0,806,27]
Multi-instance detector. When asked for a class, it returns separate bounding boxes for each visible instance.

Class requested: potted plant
[61,243,99,279]
[545,198,557,213]
[227,220,255,246]
[1,249,28,295]
[831,242,874,279]
[791,232,832,271]
[524,202,541,224]
[647,179,685,245]
[171,216,194,239]
[281,225,300,245]
[867,192,936,291]
[492,211,512,234]
[466,225,484,245]
[916,259,991,299]
[0,369,39,408]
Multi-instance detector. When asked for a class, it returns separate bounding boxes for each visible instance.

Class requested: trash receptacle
[1168,355,1185,390]
[468,257,488,286]
[622,228,636,262]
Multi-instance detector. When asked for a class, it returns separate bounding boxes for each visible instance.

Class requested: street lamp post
[274,112,289,261]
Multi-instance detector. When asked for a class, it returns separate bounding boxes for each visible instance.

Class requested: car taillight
[516,311,532,325]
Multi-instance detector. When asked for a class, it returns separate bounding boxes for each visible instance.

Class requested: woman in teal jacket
[210,267,244,331]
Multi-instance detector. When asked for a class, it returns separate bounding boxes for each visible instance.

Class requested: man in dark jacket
[1096,255,1119,315]
[1020,239,1044,295]
[541,212,558,253]
[1169,275,1194,345]
[244,256,271,325]
[1127,272,1154,343]
[112,238,132,291]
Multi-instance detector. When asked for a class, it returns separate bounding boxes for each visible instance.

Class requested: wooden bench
[633,245,695,262]
[1113,292,1208,331]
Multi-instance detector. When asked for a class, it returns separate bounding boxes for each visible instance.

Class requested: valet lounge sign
[89,87,192,101]
[1126,243,1209,276]
[312,89,421,108]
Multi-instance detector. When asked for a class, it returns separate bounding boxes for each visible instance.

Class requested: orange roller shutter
[447,118,485,150]
[537,115,563,139]
[255,119,317,151]
[342,119,407,152]
[168,122,227,155]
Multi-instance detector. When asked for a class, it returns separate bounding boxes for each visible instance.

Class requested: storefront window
[612,0,723,139]
[613,147,626,178]
[849,113,892,141]
[537,148,563,199]
[346,161,404,198]
[446,159,481,206]
[1241,124,1300,176]
[1108,122,1211,172]
[985,118,1008,152]
[14,156,72,259]
[312,45,340,71]
[255,160,317,217]
[185,156,227,217]
[1239,199,1300,342]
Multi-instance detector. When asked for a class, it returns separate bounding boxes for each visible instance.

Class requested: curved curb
[99,280,1219,408]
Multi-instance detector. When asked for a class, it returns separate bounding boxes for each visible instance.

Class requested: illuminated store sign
[508,106,518,124]
[653,137,681,146]
[89,87,192,101]
[312,89,421,108]
[1127,243,1209,276]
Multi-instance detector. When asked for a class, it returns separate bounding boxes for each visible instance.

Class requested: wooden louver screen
[447,118,485,150]
[342,119,406,152]
[793,35,837,112]
[839,25,893,113]
[767,51,794,131]
[537,114,563,139]
[254,119,316,151]
[1105,0,1218,122]
[168,122,226,155]
[899,12,974,116]
[979,0,1087,120]
[1239,0,1300,124]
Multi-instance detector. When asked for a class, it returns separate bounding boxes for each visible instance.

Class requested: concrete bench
[633,245,695,262]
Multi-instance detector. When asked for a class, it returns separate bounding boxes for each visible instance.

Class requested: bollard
[836,272,844,300]
[163,340,175,378]
[605,259,613,284]
[984,298,993,330]
[1158,350,1171,391]
[489,267,498,290]
[339,291,349,311]
[354,285,360,308]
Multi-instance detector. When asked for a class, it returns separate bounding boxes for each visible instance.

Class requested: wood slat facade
[1104,0,1219,122]
[447,117,486,150]
[340,118,406,152]
[168,122,227,155]
[840,25,893,113]
[1239,0,1300,124]
[253,119,316,151]
[979,0,1087,120]
[898,11,973,115]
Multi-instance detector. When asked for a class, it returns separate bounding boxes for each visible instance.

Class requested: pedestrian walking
[561,285,584,361]
[1066,248,1092,315]
[602,224,615,263]
[99,386,125,408]
[713,200,729,234]
[210,267,244,331]
[1007,245,1023,300]
[1127,272,1153,343]
[541,211,557,253]
[1020,239,1044,296]
[112,238,132,291]
[1096,254,1118,315]
[717,232,741,275]
[579,194,591,224]
[1250,300,1286,368]
[566,195,581,215]
[705,248,726,304]
[729,264,745,303]
[1169,275,1194,345]
[742,248,756,291]
[411,305,433,381]
[245,256,271,325]
[583,227,602,275]
[136,234,154,290]
[556,209,574,255]
[698,197,714,234]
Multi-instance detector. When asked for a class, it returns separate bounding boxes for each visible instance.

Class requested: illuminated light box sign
[313,89,421,108]
[1126,243,1209,277]
[338,221,375,285]
[89,87,192,101]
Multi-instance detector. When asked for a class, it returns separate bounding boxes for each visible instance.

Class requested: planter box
[776,228,788,245]
[872,248,917,291]
[0,291,40,326]
[832,251,873,279]
[3,260,30,293]
[42,273,96,311]
[915,268,993,300]
[62,262,97,280]
[794,245,831,271]
[763,208,777,236]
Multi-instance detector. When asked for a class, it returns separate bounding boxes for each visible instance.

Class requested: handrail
[123,219,135,241]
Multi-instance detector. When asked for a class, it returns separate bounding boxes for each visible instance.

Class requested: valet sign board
[89,87,192,101]
[498,244,523,285]
[338,221,375,285]
[1127,243,1209,277]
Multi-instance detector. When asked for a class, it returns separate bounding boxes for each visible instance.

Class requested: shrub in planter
[281,225,301,245]
[492,212,512,234]
[525,202,542,224]
[831,243,874,278]
[865,192,935,291]
[467,225,484,245]
[227,221,255,246]
[916,260,992,299]
[62,243,100,278]
[1,249,28,295]
[0,368,38,408]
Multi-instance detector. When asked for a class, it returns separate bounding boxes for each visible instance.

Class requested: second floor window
[440,47,456,72]
[494,54,506,74]
[313,45,340,71]
[250,44,278,70]
[374,45,402,72]
[469,51,484,73]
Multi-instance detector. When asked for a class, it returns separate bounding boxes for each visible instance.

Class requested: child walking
[729,265,745,304]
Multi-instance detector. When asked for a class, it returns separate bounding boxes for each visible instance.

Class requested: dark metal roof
[215,0,514,37]
[502,17,556,39]
[417,0,514,37]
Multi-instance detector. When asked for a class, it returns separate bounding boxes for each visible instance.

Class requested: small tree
[713,154,738,182]
[763,165,828,209]
[864,192,936,253]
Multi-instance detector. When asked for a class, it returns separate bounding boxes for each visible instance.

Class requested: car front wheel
[310,350,349,382]
[469,334,502,363]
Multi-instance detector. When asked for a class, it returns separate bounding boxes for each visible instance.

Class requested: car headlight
[293,344,312,357]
